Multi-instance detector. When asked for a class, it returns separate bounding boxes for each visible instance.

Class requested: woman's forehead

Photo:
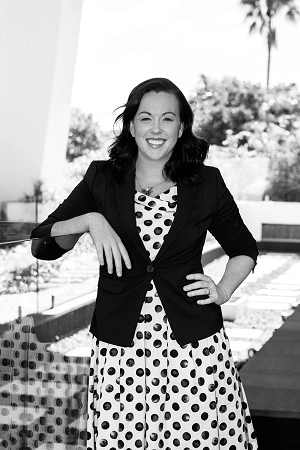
[137,91,180,114]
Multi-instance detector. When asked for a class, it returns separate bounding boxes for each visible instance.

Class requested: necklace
[135,175,166,196]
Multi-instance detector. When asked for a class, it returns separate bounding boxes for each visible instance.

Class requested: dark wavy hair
[109,77,209,183]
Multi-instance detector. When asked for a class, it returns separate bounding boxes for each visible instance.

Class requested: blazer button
[147,264,154,273]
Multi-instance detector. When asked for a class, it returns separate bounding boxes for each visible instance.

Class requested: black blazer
[31,160,258,347]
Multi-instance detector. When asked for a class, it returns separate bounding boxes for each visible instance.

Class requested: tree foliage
[189,74,300,201]
[190,75,266,145]
[241,0,300,89]
[66,108,104,161]
[264,151,300,201]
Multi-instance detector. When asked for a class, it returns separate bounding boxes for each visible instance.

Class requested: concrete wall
[0,0,83,202]
[237,200,300,242]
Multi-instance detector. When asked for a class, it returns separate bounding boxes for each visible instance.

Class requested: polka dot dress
[86,186,258,450]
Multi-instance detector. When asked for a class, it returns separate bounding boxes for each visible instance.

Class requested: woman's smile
[130,91,183,164]
[146,138,167,149]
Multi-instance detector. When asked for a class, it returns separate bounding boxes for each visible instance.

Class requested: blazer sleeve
[208,168,258,267]
[30,161,98,260]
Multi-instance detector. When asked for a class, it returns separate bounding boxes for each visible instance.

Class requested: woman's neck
[135,157,167,183]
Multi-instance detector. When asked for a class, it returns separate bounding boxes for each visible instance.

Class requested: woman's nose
[151,119,162,134]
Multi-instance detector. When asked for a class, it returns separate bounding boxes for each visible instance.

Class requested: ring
[208,288,212,295]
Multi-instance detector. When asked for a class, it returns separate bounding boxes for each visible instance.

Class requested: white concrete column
[0,0,83,202]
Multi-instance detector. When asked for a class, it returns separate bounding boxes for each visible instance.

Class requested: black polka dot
[183,432,191,440]
[202,431,209,439]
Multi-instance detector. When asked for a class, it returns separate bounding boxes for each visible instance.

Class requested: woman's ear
[130,121,135,137]
[178,123,184,138]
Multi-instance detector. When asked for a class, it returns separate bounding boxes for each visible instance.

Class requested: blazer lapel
[154,179,199,262]
[114,166,151,262]
[114,164,203,263]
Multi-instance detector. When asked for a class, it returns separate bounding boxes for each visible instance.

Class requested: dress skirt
[86,187,258,450]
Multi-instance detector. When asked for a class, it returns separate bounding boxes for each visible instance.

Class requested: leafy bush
[223,121,299,157]
[1,260,61,294]
[189,74,265,145]
[66,108,111,161]
[264,155,300,202]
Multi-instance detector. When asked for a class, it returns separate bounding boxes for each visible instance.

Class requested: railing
[0,227,100,449]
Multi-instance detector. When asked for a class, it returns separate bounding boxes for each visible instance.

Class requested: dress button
[147,265,154,273]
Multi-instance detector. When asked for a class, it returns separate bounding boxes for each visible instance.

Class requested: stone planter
[221,295,248,321]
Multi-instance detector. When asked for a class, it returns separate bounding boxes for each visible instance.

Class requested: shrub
[189,75,265,145]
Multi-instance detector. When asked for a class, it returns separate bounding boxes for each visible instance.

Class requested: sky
[71,0,300,131]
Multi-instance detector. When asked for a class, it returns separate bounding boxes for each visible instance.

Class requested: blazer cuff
[30,223,69,260]
[229,246,258,272]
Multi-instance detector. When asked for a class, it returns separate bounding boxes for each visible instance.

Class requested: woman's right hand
[86,212,131,277]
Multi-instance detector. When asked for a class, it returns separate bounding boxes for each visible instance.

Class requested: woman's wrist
[86,212,103,232]
[216,283,230,305]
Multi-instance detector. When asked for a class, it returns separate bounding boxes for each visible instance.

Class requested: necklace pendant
[141,186,153,196]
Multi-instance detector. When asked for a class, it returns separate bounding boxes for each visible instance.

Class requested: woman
[31,78,258,449]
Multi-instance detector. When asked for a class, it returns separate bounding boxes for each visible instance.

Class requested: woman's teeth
[146,139,166,147]
[149,139,164,144]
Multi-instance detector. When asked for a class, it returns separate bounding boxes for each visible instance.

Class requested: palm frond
[249,21,258,32]
[245,10,254,18]
[286,5,300,21]
[240,0,260,6]
[259,20,268,33]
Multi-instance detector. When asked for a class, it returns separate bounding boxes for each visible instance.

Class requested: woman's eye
[163,117,173,122]
[141,117,150,121]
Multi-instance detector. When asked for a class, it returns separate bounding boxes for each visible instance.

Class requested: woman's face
[130,91,183,164]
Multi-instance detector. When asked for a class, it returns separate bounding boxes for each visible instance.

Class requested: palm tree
[241,0,300,90]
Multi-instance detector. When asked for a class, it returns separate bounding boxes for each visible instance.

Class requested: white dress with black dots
[86,186,258,450]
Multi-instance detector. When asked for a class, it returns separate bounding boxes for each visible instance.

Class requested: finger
[111,244,123,277]
[186,273,210,281]
[183,281,207,292]
[186,287,211,298]
[117,240,132,269]
[103,244,113,274]
[90,235,105,266]
[197,298,216,305]
[97,245,105,266]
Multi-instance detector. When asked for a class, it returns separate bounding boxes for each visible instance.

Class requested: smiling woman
[31,77,258,449]
[130,91,183,163]
[130,91,184,195]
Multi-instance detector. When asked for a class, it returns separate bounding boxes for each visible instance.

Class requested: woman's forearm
[216,255,255,302]
[50,213,93,250]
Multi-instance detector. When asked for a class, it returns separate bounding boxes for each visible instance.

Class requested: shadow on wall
[0,316,89,449]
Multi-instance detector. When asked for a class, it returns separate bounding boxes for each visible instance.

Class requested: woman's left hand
[183,273,228,306]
